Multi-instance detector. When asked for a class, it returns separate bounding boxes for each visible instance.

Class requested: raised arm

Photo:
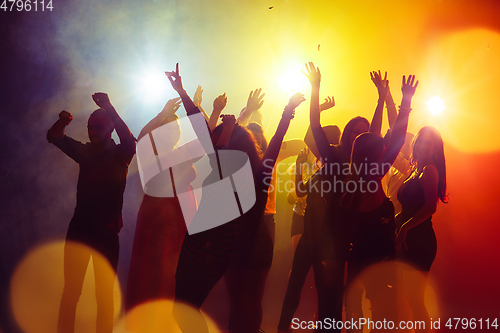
[262,92,305,169]
[48,111,73,141]
[303,96,335,159]
[304,62,321,130]
[208,93,227,131]
[295,148,309,197]
[385,87,398,130]
[165,63,213,154]
[378,75,419,172]
[165,63,198,116]
[237,88,265,126]
[193,85,211,123]
[216,114,236,147]
[92,93,136,148]
[369,71,389,136]
[47,111,86,163]
[303,62,341,165]
[138,97,181,141]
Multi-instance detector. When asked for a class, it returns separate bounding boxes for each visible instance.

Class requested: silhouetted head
[410,126,447,202]
[324,125,341,146]
[340,116,370,153]
[211,123,263,173]
[350,132,384,178]
[88,109,114,146]
[246,122,268,154]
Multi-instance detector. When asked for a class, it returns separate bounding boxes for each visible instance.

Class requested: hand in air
[287,92,306,110]
[213,93,227,113]
[92,92,112,109]
[58,110,73,125]
[160,97,182,117]
[284,92,306,119]
[296,147,309,164]
[246,88,265,113]
[319,96,335,112]
[302,62,321,86]
[370,71,390,100]
[193,85,203,107]
[401,75,419,99]
[165,63,184,93]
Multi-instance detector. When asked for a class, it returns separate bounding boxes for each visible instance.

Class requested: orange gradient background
[2,0,500,332]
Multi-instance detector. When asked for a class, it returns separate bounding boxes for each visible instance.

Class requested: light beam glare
[10,241,122,333]
[119,300,222,333]
[278,65,309,95]
[140,68,170,101]
[427,96,445,115]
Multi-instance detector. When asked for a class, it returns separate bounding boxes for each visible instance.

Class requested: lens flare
[141,68,170,100]
[345,261,440,327]
[426,96,445,115]
[118,299,222,333]
[10,241,122,333]
[278,67,308,94]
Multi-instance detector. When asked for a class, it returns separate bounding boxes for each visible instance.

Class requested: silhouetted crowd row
[48,62,447,333]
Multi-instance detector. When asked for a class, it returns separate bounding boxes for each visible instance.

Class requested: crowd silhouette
[47,62,447,333]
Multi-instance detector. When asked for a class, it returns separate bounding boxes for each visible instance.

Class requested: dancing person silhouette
[47,93,135,333]
[285,62,372,333]
[336,72,418,332]
[164,64,305,333]
[125,97,199,332]
[396,126,447,333]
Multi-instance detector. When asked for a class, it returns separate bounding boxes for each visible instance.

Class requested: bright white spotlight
[426,96,445,115]
[278,68,308,94]
[141,69,169,100]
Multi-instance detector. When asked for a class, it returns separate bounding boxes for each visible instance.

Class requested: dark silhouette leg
[58,241,91,333]
[225,267,269,333]
[277,235,313,332]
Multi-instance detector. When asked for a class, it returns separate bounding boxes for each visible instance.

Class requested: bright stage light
[278,67,308,94]
[426,96,445,115]
[141,69,169,100]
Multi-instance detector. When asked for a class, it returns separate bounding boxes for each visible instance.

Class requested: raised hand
[287,92,306,110]
[220,114,236,129]
[296,147,309,164]
[302,62,321,87]
[48,110,73,140]
[284,92,306,118]
[319,96,335,112]
[165,63,184,93]
[246,88,265,113]
[160,97,182,117]
[213,93,227,113]
[193,85,203,107]
[92,92,112,109]
[215,114,237,147]
[372,70,388,87]
[370,71,390,101]
[59,110,73,125]
[401,75,419,99]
